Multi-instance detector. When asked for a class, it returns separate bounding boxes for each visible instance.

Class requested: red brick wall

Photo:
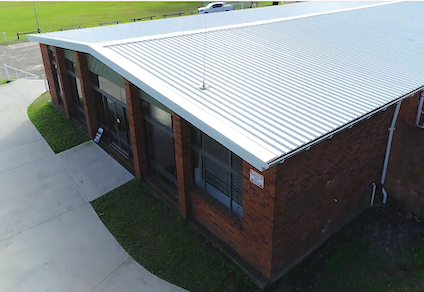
[53,47,75,118]
[173,113,193,219]
[190,97,407,280]
[190,161,279,278]
[124,79,148,179]
[75,51,98,139]
[398,92,420,123]
[271,102,399,278]
[386,92,424,217]
[39,44,59,105]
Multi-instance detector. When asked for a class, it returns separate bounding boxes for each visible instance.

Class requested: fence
[15,3,272,39]
[0,32,6,42]
[99,20,121,26]
[131,16,155,22]
[4,64,48,91]
[162,12,184,18]
[17,29,40,40]
[58,26,83,31]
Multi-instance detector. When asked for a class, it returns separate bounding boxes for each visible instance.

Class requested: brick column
[172,113,193,219]
[39,44,59,105]
[124,79,148,178]
[75,51,98,139]
[242,162,279,279]
[53,47,75,118]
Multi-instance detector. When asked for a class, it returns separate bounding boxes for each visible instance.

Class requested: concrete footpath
[0,79,188,292]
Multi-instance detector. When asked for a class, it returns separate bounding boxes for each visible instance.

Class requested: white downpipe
[415,92,424,125]
[382,188,388,205]
[370,183,376,206]
[380,100,402,204]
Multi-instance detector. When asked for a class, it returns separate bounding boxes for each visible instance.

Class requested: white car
[197,2,234,14]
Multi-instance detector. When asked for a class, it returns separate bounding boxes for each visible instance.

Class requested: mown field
[0,2,274,43]
[0,2,202,42]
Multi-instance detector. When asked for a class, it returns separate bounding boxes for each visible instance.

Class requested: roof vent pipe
[380,100,402,204]
[199,19,210,90]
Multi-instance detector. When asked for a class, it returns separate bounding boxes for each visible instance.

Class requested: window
[67,59,85,122]
[192,129,243,217]
[48,46,64,106]
[98,76,126,104]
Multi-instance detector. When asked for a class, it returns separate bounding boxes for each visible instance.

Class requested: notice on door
[250,169,264,189]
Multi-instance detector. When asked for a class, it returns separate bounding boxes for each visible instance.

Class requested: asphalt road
[0,41,44,79]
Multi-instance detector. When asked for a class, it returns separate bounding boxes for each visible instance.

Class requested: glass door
[104,96,131,156]
[144,103,177,192]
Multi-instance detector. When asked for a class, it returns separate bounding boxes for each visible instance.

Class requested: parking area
[0,41,44,79]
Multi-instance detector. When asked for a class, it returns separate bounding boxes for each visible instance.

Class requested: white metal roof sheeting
[93,1,424,171]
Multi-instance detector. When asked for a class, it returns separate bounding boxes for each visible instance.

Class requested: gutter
[266,88,424,169]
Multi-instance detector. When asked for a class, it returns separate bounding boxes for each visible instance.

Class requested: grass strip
[92,179,260,292]
[27,92,89,153]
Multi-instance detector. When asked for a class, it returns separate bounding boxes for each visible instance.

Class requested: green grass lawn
[0,2,202,42]
[27,92,89,153]
[94,179,424,292]
[0,2,276,43]
[0,79,9,85]
[281,203,424,292]
[92,179,261,292]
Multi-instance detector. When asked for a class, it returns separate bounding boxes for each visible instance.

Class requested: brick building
[28,2,424,287]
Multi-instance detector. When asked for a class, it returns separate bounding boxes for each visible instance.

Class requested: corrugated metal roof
[29,2,424,171]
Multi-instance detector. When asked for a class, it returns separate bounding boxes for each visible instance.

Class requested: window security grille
[192,129,243,217]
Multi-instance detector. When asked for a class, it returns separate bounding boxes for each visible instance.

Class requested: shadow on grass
[279,201,424,292]
[27,92,89,153]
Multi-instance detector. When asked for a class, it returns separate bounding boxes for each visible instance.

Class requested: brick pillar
[39,44,59,105]
[124,79,148,178]
[75,51,98,139]
[172,113,193,219]
[242,162,279,279]
[53,47,75,118]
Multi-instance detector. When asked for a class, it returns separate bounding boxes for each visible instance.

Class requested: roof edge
[266,86,424,169]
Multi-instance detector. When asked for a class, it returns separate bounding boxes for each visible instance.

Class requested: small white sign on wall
[94,127,104,144]
[250,169,264,189]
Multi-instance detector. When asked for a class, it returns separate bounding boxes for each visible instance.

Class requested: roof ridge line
[96,1,398,48]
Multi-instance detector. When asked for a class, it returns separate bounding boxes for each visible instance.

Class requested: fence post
[17,33,20,40]
[4,64,10,81]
